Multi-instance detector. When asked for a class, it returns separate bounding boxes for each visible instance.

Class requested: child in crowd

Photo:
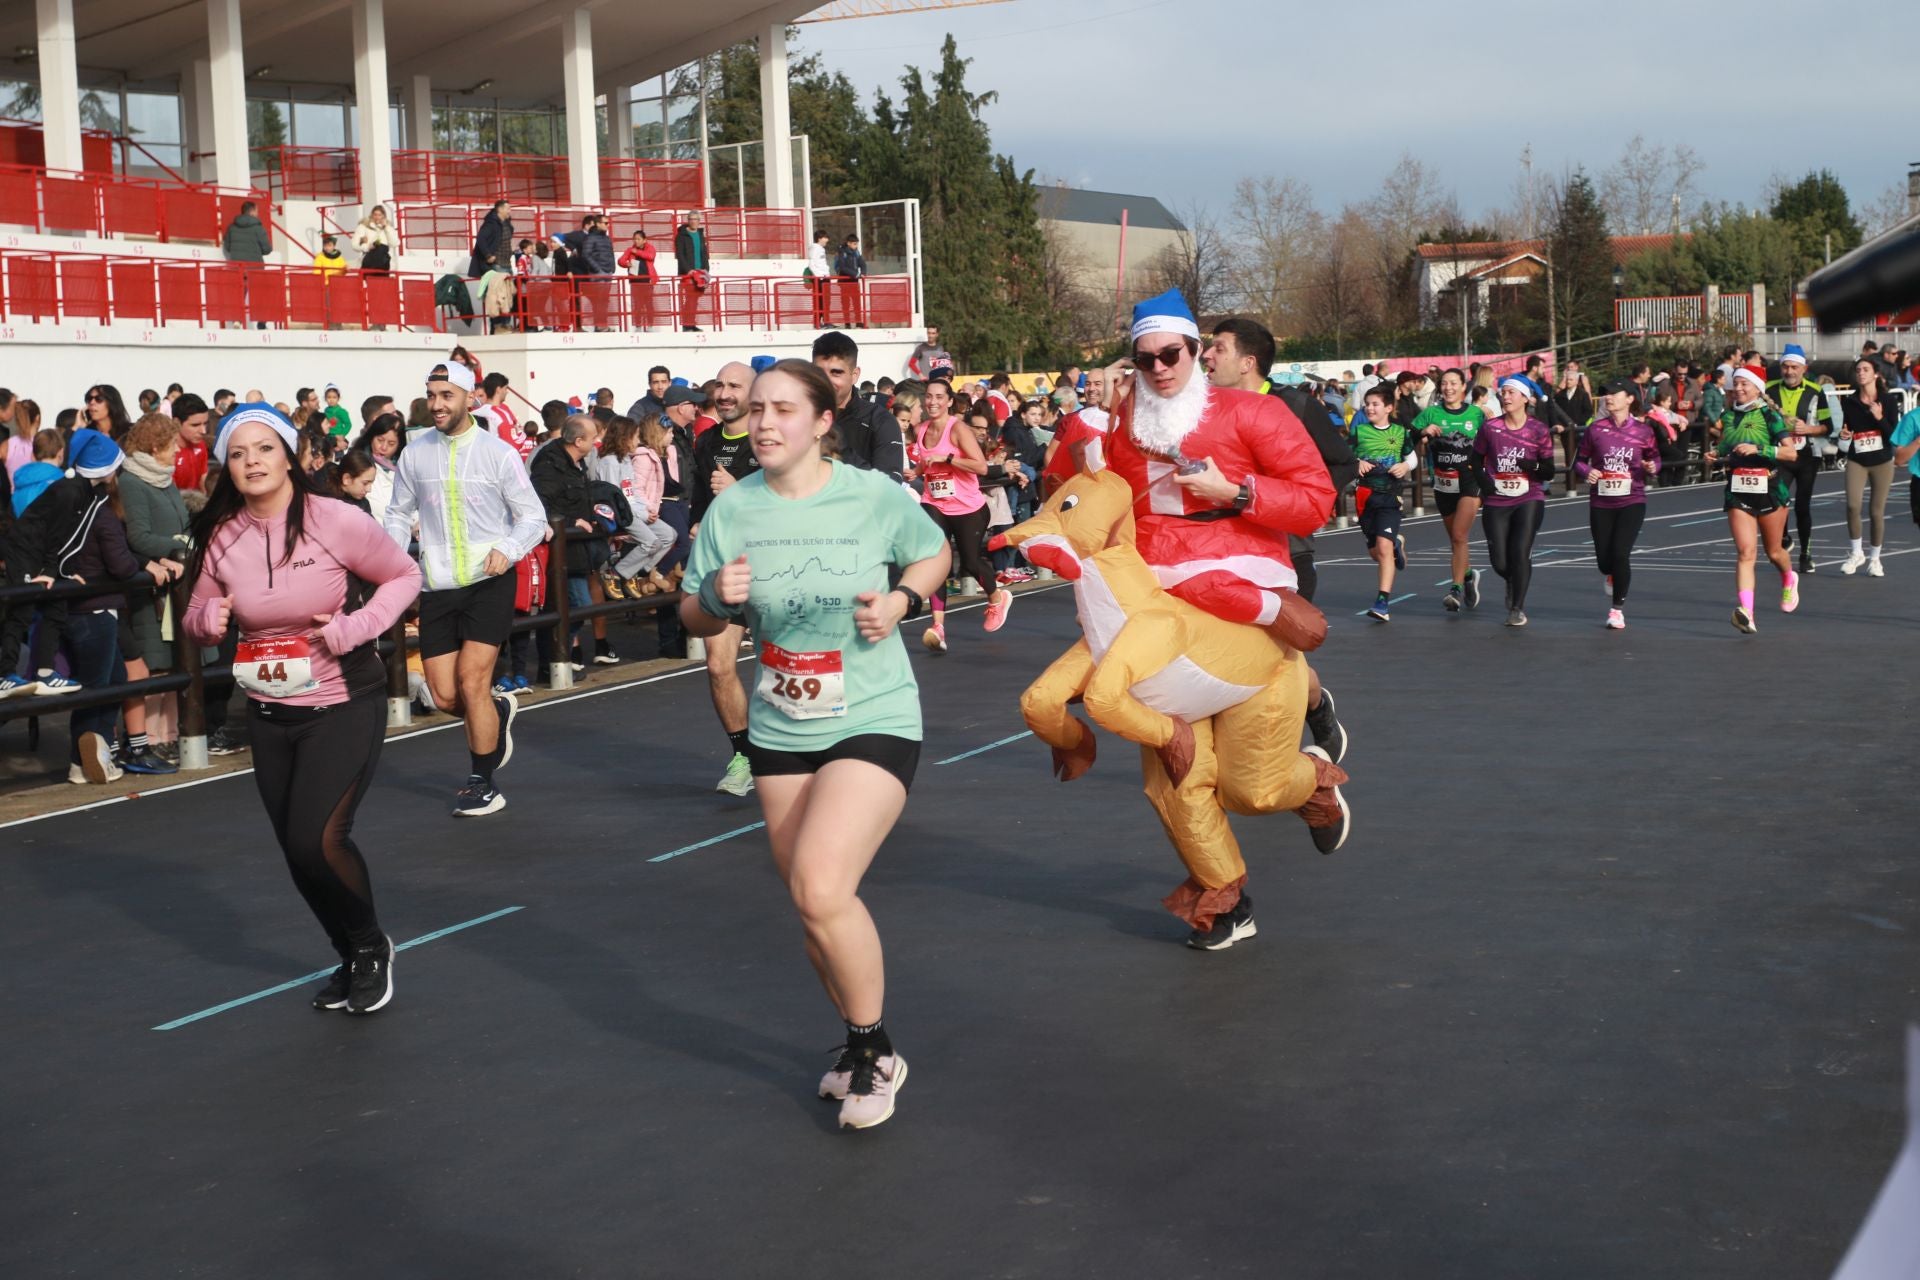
[313,235,347,279]
[0,429,122,698]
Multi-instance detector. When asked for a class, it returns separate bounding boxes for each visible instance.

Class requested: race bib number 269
[757,642,848,720]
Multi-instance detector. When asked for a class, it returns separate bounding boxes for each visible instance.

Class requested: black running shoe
[1443,586,1463,612]
[1781,528,1794,552]
[1799,552,1815,575]
[452,777,505,817]
[491,693,517,772]
[1304,689,1348,764]
[312,965,351,1011]
[1186,894,1257,951]
[347,935,395,1014]
[1463,571,1481,609]
[1393,533,1406,570]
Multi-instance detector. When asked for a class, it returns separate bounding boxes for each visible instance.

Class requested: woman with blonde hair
[351,203,394,276]
[593,413,677,596]
[4,392,39,480]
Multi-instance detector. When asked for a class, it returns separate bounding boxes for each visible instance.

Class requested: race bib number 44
[1730,468,1769,495]
[236,636,318,698]
[757,642,848,720]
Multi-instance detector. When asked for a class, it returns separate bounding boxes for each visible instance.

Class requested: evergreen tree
[1542,170,1614,346]
[1769,169,1863,280]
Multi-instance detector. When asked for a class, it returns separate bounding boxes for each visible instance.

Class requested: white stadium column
[206,0,251,192]
[609,89,632,160]
[182,58,217,184]
[561,6,600,207]
[34,0,84,174]
[408,74,433,152]
[757,22,795,210]
[351,0,394,209]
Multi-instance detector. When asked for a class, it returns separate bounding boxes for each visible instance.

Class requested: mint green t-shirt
[685,461,948,750]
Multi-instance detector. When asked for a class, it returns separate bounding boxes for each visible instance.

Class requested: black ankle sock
[727,728,749,756]
[470,754,494,785]
[127,732,149,754]
[847,1019,892,1056]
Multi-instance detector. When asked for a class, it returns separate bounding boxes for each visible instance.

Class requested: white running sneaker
[1868,557,1885,578]
[1606,608,1625,630]
[1841,551,1866,575]
[838,1052,907,1130]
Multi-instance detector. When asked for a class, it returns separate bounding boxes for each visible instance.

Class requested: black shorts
[745,733,921,793]
[418,573,516,659]
[1910,476,1919,527]
[1435,490,1482,519]
[1359,500,1402,545]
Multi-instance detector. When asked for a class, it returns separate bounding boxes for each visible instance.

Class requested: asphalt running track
[2,478,1916,1278]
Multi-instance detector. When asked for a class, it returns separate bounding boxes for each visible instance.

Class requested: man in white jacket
[383,360,548,817]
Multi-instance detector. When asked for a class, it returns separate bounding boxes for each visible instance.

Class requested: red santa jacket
[1105,384,1334,598]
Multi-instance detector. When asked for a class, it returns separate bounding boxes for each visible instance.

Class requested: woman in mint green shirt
[682,359,951,1132]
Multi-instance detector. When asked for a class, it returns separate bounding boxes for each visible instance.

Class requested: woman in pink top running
[909,377,1012,650]
[183,404,422,1016]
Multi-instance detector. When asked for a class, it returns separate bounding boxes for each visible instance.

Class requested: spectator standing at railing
[833,234,868,329]
[530,416,601,669]
[674,210,710,333]
[313,235,347,281]
[619,230,658,330]
[120,413,197,766]
[223,201,272,264]
[351,205,393,276]
[806,230,833,327]
[468,200,513,279]
[383,361,545,818]
[561,215,618,333]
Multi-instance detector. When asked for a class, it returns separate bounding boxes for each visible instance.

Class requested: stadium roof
[1,0,817,107]
[1042,187,1186,234]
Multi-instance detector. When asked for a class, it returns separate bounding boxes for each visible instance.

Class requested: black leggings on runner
[248,693,388,957]
[1481,502,1546,609]
[1780,450,1819,550]
[1589,504,1647,607]
[925,504,995,598]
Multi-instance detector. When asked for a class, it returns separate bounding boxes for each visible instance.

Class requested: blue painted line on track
[649,822,766,864]
[935,731,1033,765]
[152,905,526,1031]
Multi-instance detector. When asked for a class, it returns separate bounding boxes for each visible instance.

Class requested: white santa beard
[1127,368,1211,457]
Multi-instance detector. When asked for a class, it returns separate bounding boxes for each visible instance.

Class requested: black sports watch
[1231,480,1253,512]
[894,585,926,619]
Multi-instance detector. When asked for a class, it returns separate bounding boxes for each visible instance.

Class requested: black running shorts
[746,733,921,793]
[418,573,516,659]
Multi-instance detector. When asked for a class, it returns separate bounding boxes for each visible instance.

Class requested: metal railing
[392,203,807,259]
[0,247,443,331]
[1,521,683,773]
[1615,293,1751,336]
[811,199,923,323]
[480,272,914,333]
[0,161,266,246]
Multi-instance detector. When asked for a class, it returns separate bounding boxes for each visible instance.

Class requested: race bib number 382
[757,642,848,720]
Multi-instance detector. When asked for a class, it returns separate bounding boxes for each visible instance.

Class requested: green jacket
[223,213,273,263]
[118,468,193,670]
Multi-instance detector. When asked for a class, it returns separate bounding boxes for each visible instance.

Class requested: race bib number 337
[757,642,848,720]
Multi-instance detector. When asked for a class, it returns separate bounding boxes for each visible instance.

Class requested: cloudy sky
[799,0,1911,228]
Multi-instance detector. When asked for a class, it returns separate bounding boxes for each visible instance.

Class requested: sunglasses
[85,394,104,403]
[1130,345,1188,370]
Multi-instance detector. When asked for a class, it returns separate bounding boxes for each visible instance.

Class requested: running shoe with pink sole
[1781,572,1800,613]
[922,624,948,654]
[983,589,1014,632]
[838,1053,907,1130]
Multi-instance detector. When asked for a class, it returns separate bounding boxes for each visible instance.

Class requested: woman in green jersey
[1413,368,1486,611]
[1706,364,1798,634]
[681,359,951,1131]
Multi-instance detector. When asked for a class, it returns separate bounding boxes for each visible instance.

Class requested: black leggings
[1589,504,1647,606]
[248,693,387,958]
[1780,450,1819,548]
[925,503,995,599]
[1481,502,1546,609]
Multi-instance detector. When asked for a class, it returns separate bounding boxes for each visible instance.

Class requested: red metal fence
[505,273,912,334]
[393,204,807,260]
[254,145,704,207]
[0,249,442,331]
[0,163,264,245]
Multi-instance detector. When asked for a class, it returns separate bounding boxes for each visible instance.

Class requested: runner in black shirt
[691,362,763,796]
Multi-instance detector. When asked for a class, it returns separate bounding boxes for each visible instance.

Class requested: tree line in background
[1137,140,1911,363]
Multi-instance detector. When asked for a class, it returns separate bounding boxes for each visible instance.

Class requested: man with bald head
[689,361,763,795]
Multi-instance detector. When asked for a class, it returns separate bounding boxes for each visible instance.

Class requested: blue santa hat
[750,354,777,374]
[213,403,298,462]
[67,428,124,480]
[1780,343,1809,365]
[1130,288,1200,344]
[1497,375,1539,402]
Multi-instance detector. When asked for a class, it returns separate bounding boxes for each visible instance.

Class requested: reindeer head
[987,469,1135,581]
